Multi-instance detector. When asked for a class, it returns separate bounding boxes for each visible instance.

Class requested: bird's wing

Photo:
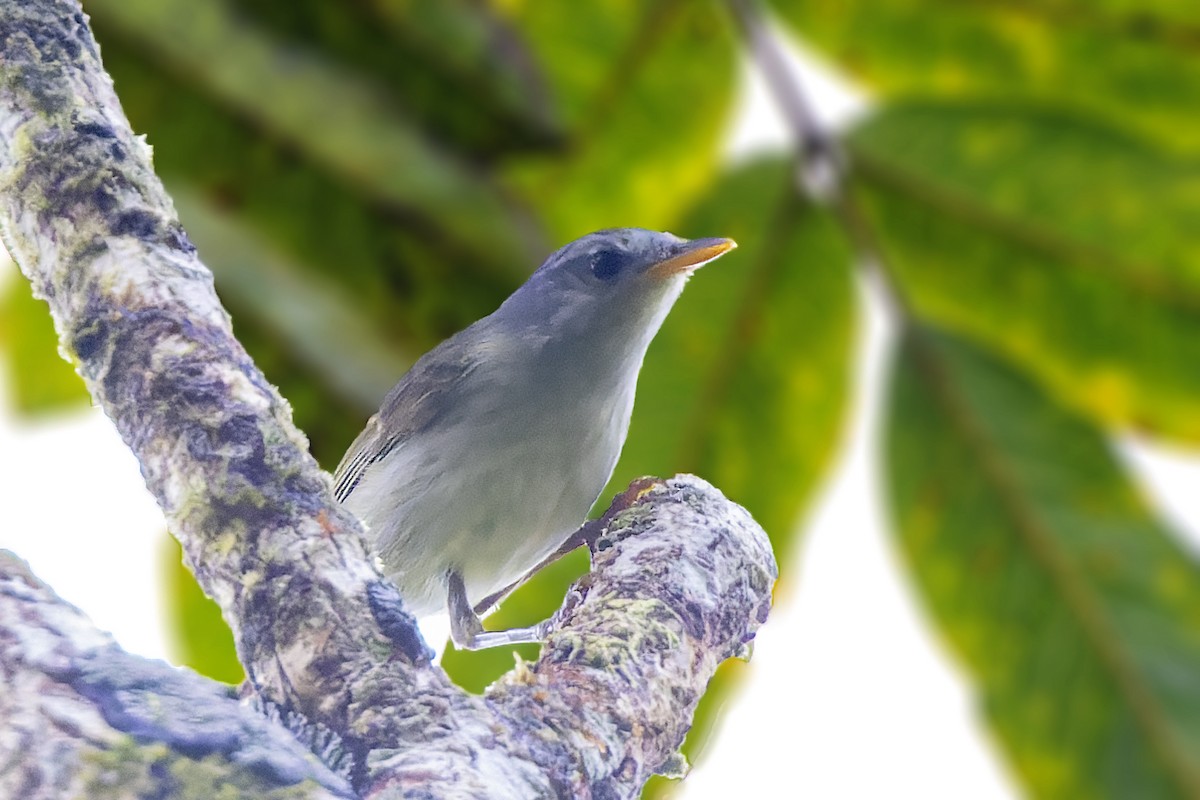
[332,333,483,503]
[332,415,392,503]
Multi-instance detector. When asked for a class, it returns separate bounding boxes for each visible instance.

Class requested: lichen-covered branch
[0,476,775,798]
[0,1,778,797]
[0,0,433,730]
[482,476,776,798]
[0,551,354,800]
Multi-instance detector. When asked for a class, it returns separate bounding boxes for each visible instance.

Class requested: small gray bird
[333,228,735,649]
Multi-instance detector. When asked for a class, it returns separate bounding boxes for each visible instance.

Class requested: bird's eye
[590,250,627,282]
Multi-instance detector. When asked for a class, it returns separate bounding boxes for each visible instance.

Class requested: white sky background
[4,26,1200,799]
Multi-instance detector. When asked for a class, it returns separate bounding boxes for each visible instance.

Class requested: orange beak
[644,237,737,281]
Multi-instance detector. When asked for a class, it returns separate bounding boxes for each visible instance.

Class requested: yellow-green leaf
[886,327,1200,798]
[161,536,244,685]
[851,102,1200,441]
[227,0,561,155]
[500,0,738,237]
[772,0,1200,155]
[0,274,88,415]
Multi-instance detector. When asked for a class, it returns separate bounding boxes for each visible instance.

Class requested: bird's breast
[352,366,638,613]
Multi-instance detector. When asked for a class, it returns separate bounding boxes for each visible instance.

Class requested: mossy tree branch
[0,551,355,799]
[0,1,777,797]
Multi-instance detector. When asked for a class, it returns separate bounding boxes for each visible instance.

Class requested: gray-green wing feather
[333,416,392,503]
[333,332,483,503]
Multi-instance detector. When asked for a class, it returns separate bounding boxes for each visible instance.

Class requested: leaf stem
[723,0,912,323]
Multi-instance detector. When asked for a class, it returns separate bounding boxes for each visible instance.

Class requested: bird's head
[497,228,736,363]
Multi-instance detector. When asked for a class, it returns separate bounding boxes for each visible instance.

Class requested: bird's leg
[447,570,484,647]
[447,569,552,651]
[460,481,665,641]
[471,525,596,616]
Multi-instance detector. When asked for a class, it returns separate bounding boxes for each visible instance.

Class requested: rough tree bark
[0,2,778,798]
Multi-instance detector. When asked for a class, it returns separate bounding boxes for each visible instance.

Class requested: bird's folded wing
[332,333,482,503]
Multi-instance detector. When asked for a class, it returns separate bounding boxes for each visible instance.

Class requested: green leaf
[0,272,89,415]
[500,0,738,237]
[771,0,1200,155]
[850,101,1200,441]
[228,0,561,156]
[86,0,543,269]
[161,536,244,685]
[885,326,1200,798]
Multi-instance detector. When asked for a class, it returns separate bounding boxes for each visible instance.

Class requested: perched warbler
[334,228,735,648]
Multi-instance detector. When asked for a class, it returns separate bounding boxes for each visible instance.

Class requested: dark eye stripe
[591,250,626,281]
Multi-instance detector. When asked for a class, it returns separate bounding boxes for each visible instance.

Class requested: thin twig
[726,0,843,202]
[725,0,914,321]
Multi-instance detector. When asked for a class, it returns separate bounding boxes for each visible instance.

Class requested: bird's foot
[447,569,551,650]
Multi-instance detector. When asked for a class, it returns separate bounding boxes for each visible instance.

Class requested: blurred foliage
[0,276,89,414]
[161,536,245,685]
[886,328,1200,797]
[3,0,1200,796]
[770,0,1200,156]
[499,0,737,238]
[850,102,1200,443]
